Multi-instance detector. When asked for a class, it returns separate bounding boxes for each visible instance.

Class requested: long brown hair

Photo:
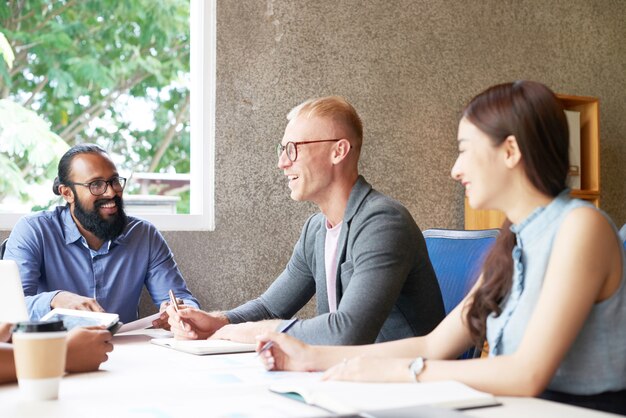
[464,81,570,346]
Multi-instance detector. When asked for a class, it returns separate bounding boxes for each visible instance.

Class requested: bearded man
[4,144,199,324]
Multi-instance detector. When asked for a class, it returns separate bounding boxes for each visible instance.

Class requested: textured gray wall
[3,0,625,317]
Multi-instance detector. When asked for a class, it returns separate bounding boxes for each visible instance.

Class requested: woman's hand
[0,322,13,343]
[65,327,113,373]
[256,332,319,372]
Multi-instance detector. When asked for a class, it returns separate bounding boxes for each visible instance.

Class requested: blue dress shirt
[5,206,199,323]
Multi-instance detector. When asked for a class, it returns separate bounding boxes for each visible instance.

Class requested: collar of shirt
[509,189,571,249]
[79,236,111,258]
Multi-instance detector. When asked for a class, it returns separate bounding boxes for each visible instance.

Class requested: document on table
[117,312,162,333]
[269,380,499,414]
[42,308,121,333]
[151,337,256,355]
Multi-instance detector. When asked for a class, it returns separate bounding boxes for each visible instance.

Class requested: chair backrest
[0,238,7,260]
[423,228,499,316]
[423,228,499,359]
[620,224,626,250]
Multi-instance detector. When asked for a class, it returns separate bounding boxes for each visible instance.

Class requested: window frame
[0,0,215,232]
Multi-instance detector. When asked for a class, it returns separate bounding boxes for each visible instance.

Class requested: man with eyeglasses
[166,96,445,345]
[4,144,199,324]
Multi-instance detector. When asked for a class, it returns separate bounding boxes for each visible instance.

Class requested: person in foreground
[167,96,445,345]
[256,81,626,415]
[0,322,112,384]
[4,144,199,325]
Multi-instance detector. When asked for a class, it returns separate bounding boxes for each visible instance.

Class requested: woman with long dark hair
[255,81,626,414]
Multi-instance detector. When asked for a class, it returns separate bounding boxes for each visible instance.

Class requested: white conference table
[0,329,620,418]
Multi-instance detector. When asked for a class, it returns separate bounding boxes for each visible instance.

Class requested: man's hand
[212,320,282,344]
[51,291,105,312]
[65,327,113,373]
[151,299,184,330]
[166,306,229,340]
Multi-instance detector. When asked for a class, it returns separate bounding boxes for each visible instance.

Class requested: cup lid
[12,320,66,333]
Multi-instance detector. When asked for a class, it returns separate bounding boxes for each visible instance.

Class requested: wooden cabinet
[464,94,600,230]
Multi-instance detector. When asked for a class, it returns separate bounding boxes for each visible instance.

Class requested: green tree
[0,0,190,211]
[0,98,68,203]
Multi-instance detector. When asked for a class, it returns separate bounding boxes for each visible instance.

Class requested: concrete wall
[3,0,625,316]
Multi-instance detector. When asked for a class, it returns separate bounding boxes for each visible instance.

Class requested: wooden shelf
[464,94,600,230]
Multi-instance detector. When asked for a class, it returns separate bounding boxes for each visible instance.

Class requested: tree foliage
[0,0,190,211]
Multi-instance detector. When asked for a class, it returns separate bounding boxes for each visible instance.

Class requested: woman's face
[451,117,510,211]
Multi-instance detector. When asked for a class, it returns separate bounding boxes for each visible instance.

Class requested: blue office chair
[423,228,499,359]
[619,224,626,250]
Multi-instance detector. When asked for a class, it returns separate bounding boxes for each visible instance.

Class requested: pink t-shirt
[324,220,343,313]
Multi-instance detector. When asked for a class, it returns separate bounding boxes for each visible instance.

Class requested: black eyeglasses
[276,139,343,162]
[67,177,127,196]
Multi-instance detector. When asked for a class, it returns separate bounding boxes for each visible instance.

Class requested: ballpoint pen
[256,317,298,357]
[168,289,186,331]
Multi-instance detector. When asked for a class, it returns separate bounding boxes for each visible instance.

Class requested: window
[0,0,214,231]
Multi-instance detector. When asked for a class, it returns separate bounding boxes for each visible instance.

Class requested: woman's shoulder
[555,203,623,276]
[561,200,616,235]
[558,204,614,243]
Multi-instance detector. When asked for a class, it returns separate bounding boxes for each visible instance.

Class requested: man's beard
[73,193,128,241]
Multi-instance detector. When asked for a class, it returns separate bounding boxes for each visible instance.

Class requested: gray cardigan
[226,176,445,345]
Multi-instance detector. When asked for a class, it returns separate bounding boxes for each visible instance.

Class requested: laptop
[0,260,121,332]
[0,260,30,323]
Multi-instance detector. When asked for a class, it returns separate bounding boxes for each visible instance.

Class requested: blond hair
[287,96,363,151]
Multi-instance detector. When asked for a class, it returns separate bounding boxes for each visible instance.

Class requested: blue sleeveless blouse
[486,191,626,394]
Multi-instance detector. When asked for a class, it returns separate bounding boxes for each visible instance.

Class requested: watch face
[410,357,425,378]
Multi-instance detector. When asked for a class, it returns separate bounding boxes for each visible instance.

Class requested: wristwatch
[408,356,427,382]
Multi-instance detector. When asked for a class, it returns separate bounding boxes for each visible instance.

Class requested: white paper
[117,312,162,333]
[150,337,256,355]
[42,308,119,330]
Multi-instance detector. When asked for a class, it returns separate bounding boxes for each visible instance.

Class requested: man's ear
[331,138,352,165]
[59,184,75,204]
[503,135,522,168]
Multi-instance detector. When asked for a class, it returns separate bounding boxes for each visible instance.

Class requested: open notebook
[151,338,256,355]
[270,380,499,415]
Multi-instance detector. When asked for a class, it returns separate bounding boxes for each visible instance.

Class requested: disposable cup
[12,320,67,401]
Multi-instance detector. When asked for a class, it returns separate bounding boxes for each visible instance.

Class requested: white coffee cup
[12,320,67,400]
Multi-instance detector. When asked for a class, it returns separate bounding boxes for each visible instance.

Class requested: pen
[256,318,298,357]
[168,289,185,331]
